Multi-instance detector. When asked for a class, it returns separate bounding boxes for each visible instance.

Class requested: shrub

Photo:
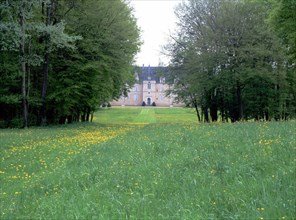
[10,118,23,128]
[0,120,8,128]
[152,102,156,106]
[142,101,146,106]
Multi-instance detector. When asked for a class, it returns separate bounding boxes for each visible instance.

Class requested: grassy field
[0,107,295,219]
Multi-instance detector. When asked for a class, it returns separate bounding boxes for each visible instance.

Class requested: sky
[130,0,183,67]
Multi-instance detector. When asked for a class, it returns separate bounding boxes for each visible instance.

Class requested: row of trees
[165,0,296,122]
[0,0,141,127]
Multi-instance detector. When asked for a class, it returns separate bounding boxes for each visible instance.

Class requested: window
[148,82,151,89]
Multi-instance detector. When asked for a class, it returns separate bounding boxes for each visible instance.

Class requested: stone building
[111,65,184,107]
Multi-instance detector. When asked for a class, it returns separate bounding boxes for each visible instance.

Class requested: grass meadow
[0,107,295,219]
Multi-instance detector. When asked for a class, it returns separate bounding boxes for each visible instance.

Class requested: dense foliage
[165,0,296,122]
[0,0,140,127]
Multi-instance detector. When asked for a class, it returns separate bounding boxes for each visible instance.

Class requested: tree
[0,0,42,128]
[0,0,140,127]
[166,0,292,122]
[39,0,81,126]
[45,0,140,124]
[0,0,81,127]
[268,0,296,119]
[269,0,296,61]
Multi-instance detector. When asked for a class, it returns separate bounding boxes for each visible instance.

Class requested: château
[111,65,184,107]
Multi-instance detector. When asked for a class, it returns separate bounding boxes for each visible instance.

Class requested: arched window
[148,82,151,89]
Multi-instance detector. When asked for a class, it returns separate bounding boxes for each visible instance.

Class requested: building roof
[137,66,168,83]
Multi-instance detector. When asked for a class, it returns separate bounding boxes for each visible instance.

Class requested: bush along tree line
[165,0,296,122]
[0,0,141,128]
[141,101,156,107]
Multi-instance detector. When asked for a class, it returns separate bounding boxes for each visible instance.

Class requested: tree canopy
[165,0,295,122]
[0,0,141,127]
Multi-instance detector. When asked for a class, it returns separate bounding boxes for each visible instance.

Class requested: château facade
[111,66,184,107]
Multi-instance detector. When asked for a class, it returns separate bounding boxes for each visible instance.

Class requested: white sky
[130,0,182,67]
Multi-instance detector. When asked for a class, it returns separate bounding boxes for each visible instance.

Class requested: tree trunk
[59,116,66,124]
[40,50,49,126]
[67,115,73,124]
[77,111,80,122]
[26,37,31,107]
[20,3,28,128]
[81,109,86,122]
[40,2,51,126]
[192,99,201,122]
[210,104,218,122]
[86,107,90,122]
[90,112,93,122]
[75,110,80,122]
[203,107,209,123]
[221,90,225,122]
[236,81,244,120]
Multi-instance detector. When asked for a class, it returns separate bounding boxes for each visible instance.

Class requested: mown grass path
[133,108,156,123]
[0,108,295,219]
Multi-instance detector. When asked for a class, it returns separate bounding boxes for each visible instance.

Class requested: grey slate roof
[137,66,168,83]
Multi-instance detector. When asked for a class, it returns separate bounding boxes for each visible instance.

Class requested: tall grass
[0,107,295,219]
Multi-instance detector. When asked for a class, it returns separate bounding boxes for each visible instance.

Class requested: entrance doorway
[147,98,151,105]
